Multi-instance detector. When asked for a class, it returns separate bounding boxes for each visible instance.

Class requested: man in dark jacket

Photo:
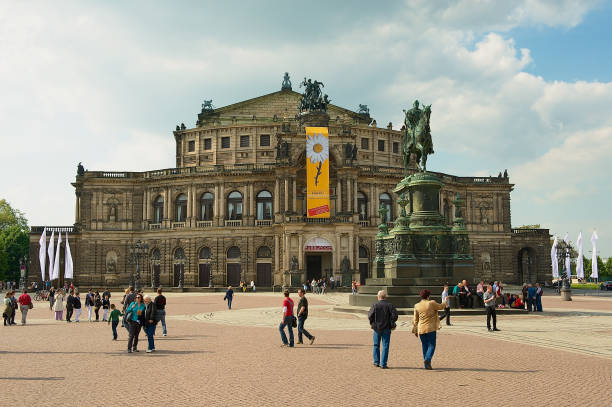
[65,291,74,323]
[367,290,398,369]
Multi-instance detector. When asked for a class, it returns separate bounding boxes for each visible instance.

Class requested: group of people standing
[119,286,167,353]
[3,289,31,325]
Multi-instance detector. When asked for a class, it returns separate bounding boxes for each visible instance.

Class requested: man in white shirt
[439,285,451,326]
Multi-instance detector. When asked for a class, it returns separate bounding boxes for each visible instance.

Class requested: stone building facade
[29,77,551,288]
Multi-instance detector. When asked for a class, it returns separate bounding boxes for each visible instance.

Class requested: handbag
[29,302,34,309]
[291,316,297,328]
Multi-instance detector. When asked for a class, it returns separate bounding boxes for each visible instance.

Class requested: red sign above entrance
[304,237,332,252]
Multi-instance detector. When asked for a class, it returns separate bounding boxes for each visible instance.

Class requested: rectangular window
[378,140,385,152]
[361,138,369,150]
[393,142,399,154]
[240,135,250,148]
[204,138,212,150]
[260,134,270,146]
[188,140,195,152]
[221,137,230,149]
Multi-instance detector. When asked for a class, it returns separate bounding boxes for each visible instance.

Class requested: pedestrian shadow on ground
[0,377,64,381]
[291,344,369,350]
[109,350,214,357]
[390,367,540,373]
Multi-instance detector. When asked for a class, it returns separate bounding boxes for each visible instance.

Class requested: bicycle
[34,290,49,301]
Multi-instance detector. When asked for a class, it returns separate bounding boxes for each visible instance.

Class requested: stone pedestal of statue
[349,172,473,308]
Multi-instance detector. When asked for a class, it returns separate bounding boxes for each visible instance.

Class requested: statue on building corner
[298,78,330,113]
[77,162,85,177]
[281,72,292,91]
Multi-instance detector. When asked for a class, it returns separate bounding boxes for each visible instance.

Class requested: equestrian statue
[402,100,434,175]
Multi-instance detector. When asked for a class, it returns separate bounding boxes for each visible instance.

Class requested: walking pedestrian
[49,286,56,310]
[154,288,167,336]
[296,288,315,345]
[535,283,543,312]
[483,285,500,332]
[368,290,398,369]
[85,289,94,322]
[73,292,82,322]
[224,286,234,310]
[18,289,33,325]
[65,291,74,322]
[143,295,158,353]
[527,283,537,312]
[94,291,102,321]
[122,286,136,333]
[413,289,447,370]
[125,293,145,353]
[3,292,12,326]
[108,304,123,340]
[9,291,17,325]
[102,287,111,301]
[53,289,65,320]
[439,285,451,326]
[102,295,110,321]
[278,290,295,348]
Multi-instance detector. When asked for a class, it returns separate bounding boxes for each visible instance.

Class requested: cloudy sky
[1,0,610,257]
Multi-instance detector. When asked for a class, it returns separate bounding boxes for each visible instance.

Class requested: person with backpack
[17,289,33,325]
[102,295,110,321]
[278,290,295,348]
[143,295,158,353]
[154,288,167,336]
[65,291,74,323]
[125,293,145,353]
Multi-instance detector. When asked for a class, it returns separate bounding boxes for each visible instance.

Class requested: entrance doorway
[198,263,210,287]
[306,255,322,281]
[226,263,241,287]
[256,263,272,286]
[173,264,183,287]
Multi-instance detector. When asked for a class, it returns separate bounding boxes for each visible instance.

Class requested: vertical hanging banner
[306,127,330,218]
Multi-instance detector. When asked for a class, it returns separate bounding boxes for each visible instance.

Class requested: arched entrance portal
[304,237,333,282]
[359,246,369,285]
[518,247,537,284]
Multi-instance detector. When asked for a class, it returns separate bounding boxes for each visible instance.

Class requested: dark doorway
[152,264,160,288]
[359,263,369,285]
[198,264,210,287]
[256,263,272,286]
[173,264,183,287]
[226,263,241,287]
[306,255,322,281]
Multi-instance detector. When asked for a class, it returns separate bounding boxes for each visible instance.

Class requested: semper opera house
[29,75,551,289]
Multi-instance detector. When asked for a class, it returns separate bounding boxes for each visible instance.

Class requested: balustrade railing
[196,220,213,228]
[225,220,242,227]
[149,223,161,230]
[172,222,186,229]
[255,219,273,226]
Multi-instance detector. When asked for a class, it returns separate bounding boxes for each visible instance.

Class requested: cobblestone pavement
[1,291,611,406]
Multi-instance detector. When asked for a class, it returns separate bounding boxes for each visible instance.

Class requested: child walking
[108,304,123,340]
[102,295,110,321]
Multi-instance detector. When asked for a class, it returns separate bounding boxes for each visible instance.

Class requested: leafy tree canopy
[0,199,29,231]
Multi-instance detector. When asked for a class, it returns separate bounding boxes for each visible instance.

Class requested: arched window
[256,246,272,258]
[199,246,211,259]
[200,192,214,221]
[359,246,369,259]
[175,194,187,222]
[379,193,392,223]
[227,191,243,220]
[173,248,185,261]
[153,195,164,224]
[256,190,273,220]
[151,248,161,261]
[357,191,368,221]
[227,246,241,259]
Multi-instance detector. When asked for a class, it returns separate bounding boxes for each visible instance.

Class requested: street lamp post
[174,249,188,290]
[19,255,28,290]
[128,240,149,292]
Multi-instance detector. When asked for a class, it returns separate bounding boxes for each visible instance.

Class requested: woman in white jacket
[53,290,65,321]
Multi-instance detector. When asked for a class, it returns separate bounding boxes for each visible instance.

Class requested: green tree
[0,199,30,281]
[0,199,28,231]
[518,224,541,229]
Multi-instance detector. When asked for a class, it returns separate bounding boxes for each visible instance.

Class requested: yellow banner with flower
[306,127,330,218]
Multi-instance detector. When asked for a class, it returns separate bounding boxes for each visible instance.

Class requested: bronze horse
[402,103,434,174]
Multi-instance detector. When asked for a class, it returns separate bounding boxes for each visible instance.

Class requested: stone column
[298,234,303,270]
[284,178,289,214]
[292,176,297,212]
[274,177,280,216]
[274,234,280,279]
[186,185,192,221]
[243,184,248,224]
[284,233,290,271]
[354,179,358,216]
[214,183,219,224]
[369,183,375,220]
[347,177,352,212]
[337,179,342,213]
[348,233,354,278]
[249,183,255,224]
[219,183,225,226]
[335,233,341,273]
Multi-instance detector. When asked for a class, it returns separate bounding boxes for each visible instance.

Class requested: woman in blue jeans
[412,289,447,370]
[143,295,158,353]
[224,286,234,310]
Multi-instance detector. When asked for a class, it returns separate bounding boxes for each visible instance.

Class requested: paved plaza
[1,291,611,406]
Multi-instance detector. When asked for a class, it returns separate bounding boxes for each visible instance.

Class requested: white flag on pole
[38,228,47,281]
[591,231,599,279]
[53,232,62,281]
[551,236,559,279]
[563,233,571,279]
[47,231,55,283]
[576,232,584,279]
[65,232,73,280]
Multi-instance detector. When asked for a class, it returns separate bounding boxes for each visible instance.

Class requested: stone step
[358,285,443,295]
[366,277,454,286]
[337,303,528,316]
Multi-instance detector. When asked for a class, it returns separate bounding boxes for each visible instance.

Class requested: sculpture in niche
[289,255,299,272]
[105,251,118,274]
[341,256,351,273]
[475,194,494,225]
[481,252,492,273]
